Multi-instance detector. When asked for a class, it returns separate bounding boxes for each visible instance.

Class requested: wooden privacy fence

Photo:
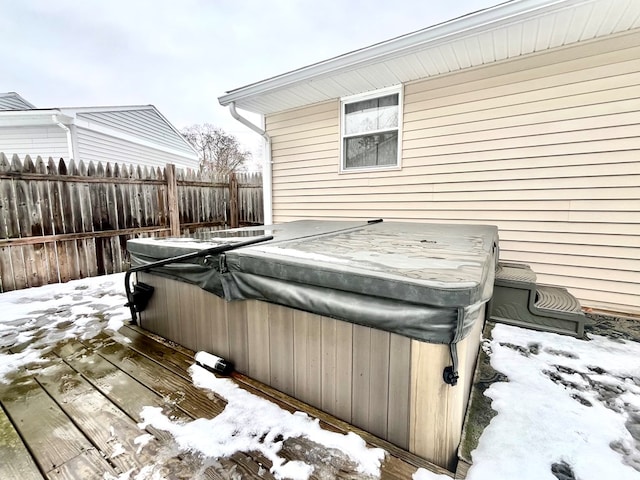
[0,153,263,292]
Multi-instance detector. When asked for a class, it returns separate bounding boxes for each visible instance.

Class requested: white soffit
[218,0,640,115]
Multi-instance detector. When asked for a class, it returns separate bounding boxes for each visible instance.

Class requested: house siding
[0,126,68,159]
[76,109,194,156]
[266,31,640,314]
[75,127,196,170]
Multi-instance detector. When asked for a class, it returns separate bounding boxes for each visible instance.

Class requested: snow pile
[413,468,453,479]
[0,273,129,383]
[468,323,640,480]
[139,364,386,480]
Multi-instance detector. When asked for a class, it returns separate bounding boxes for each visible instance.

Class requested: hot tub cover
[127,220,498,344]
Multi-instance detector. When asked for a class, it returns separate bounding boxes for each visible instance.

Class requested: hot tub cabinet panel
[137,273,484,470]
[129,221,497,471]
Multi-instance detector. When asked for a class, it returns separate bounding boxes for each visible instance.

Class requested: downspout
[52,114,75,160]
[228,102,272,226]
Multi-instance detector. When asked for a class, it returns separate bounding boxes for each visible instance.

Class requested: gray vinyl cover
[127,220,499,344]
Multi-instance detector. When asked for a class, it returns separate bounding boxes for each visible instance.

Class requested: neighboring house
[219,0,640,315]
[0,92,36,110]
[0,92,198,170]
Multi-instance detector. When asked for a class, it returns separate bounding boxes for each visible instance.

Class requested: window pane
[344,94,398,135]
[344,131,398,169]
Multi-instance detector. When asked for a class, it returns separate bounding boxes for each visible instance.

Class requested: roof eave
[218,0,584,109]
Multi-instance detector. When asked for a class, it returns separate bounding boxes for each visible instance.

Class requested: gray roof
[68,106,197,158]
[0,92,36,111]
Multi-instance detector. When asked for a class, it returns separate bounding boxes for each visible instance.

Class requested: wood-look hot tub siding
[138,272,484,471]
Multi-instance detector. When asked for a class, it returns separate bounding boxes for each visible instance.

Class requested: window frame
[339,85,403,174]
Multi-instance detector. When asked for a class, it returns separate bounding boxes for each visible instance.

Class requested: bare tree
[181,124,251,176]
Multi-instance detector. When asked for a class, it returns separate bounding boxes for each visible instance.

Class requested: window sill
[338,165,402,174]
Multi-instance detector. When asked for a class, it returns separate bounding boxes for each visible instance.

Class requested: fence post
[166,163,180,236]
[229,172,239,229]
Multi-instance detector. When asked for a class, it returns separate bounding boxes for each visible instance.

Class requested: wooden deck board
[0,402,44,480]
[0,376,117,477]
[53,339,188,434]
[1,322,452,479]
[122,324,451,478]
[45,449,118,480]
[81,335,228,419]
[34,358,160,473]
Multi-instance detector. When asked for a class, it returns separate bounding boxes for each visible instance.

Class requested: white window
[341,86,402,171]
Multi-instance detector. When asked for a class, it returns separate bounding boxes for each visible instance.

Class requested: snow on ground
[0,273,129,383]
[466,323,640,480]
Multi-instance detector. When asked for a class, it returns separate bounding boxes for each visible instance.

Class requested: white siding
[75,127,196,170]
[76,109,194,156]
[266,31,640,315]
[0,126,68,159]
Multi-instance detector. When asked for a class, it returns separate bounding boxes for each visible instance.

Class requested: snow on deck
[0,274,406,479]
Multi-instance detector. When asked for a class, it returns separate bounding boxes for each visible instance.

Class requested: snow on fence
[0,153,263,292]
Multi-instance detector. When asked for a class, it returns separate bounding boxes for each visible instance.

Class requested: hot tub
[127,220,498,470]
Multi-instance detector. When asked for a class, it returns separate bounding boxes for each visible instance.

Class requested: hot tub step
[489,263,586,338]
[534,285,582,313]
[495,262,537,285]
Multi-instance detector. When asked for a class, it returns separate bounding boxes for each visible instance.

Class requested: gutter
[228,102,273,226]
[52,114,75,160]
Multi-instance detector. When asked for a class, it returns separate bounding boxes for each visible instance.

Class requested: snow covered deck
[3,274,639,480]
[0,274,449,480]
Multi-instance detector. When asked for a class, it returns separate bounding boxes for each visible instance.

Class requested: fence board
[29,157,51,287]
[32,156,55,284]
[62,161,81,281]
[0,154,263,292]
[10,246,26,290]
[4,163,19,238]
[0,158,10,240]
[81,160,97,278]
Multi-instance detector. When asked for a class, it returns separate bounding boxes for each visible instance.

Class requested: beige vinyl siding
[75,127,196,170]
[266,30,640,315]
[0,126,68,159]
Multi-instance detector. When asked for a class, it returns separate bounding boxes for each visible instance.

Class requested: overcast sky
[0,0,501,157]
